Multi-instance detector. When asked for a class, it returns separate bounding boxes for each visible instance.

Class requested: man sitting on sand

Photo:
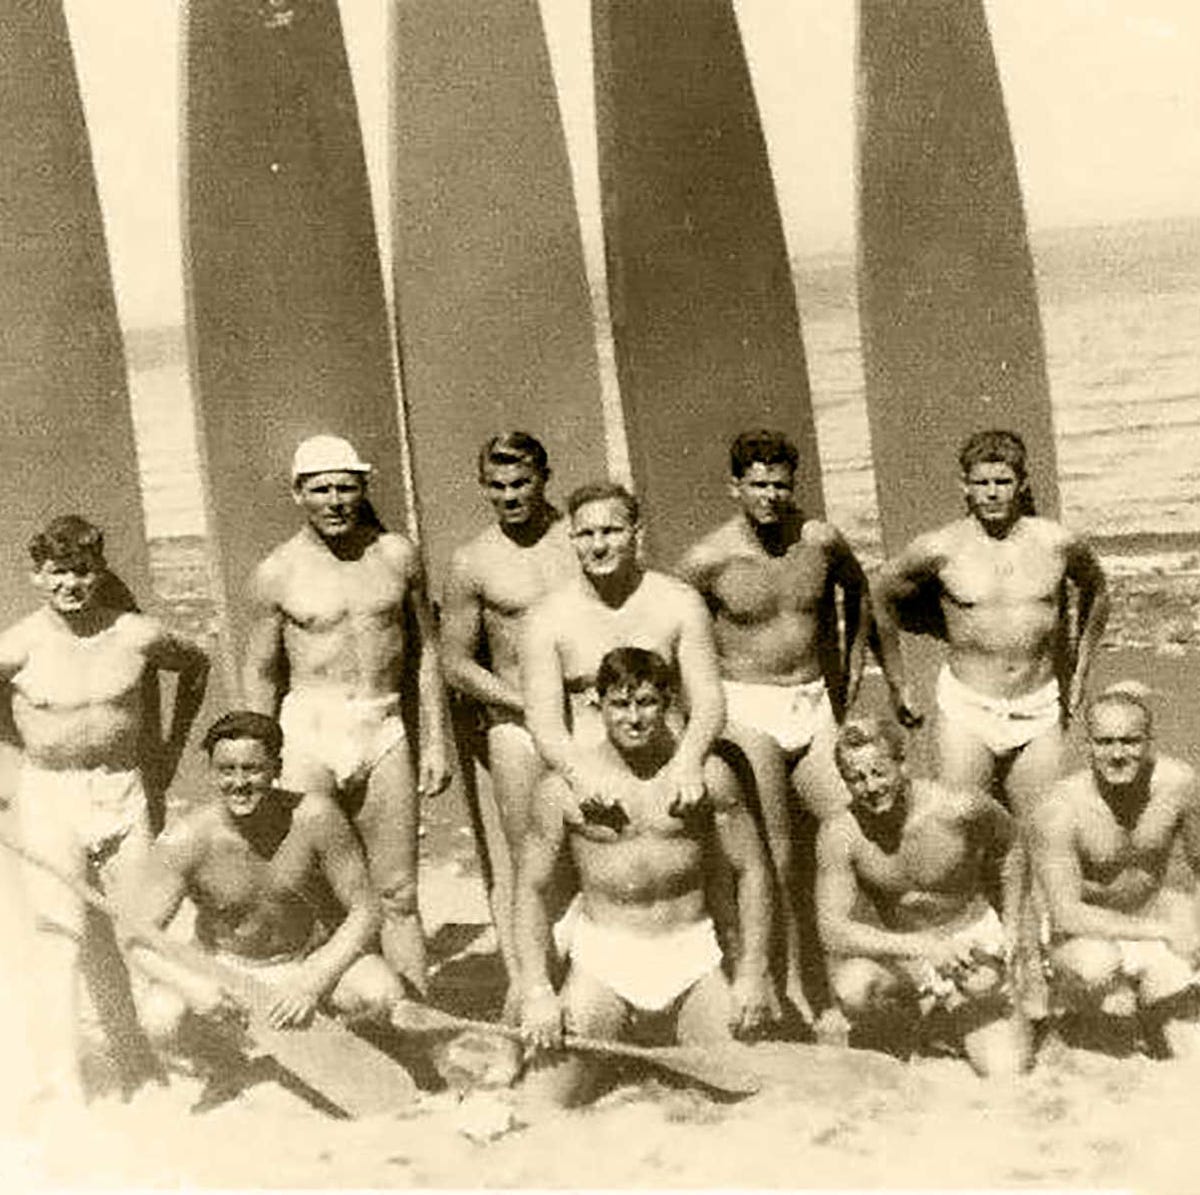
[0,514,210,1106]
[517,648,774,1107]
[815,717,1029,1077]
[1031,684,1200,1058]
[126,711,402,1054]
[521,482,725,818]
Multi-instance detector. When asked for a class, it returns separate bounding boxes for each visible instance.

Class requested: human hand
[919,934,978,974]
[729,970,776,1039]
[266,969,324,1029]
[418,742,453,798]
[666,753,707,816]
[520,985,564,1054]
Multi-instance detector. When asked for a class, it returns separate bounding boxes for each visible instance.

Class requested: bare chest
[1077,803,1171,880]
[710,549,827,624]
[281,559,406,632]
[858,818,978,896]
[941,541,1063,609]
[15,633,146,709]
[479,540,577,619]
[194,831,318,913]
[560,598,680,680]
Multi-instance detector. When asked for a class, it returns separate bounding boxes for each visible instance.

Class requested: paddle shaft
[400,1004,760,1095]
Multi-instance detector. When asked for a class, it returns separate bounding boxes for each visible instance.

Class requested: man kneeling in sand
[517,648,774,1107]
[1031,685,1200,1058]
[126,712,402,1056]
[815,717,1029,1076]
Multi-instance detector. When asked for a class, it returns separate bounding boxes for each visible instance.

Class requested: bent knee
[332,957,404,1021]
[138,985,188,1046]
[832,957,902,1016]
[1052,938,1121,992]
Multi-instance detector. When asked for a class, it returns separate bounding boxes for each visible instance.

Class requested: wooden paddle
[392,1002,762,1097]
[0,831,418,1117]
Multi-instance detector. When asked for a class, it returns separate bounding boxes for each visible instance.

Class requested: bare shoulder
[646,569,708,611]
[678,520,738,582]
[886,523,955,576]
[1154,754,1197,802]
[157,806,218,867]
[702,750,741,811]
[799,517,844,551]
[0,610,43,657]
[251,537,303,599]
[816,810,860,865]
[1035,770,1090,837]
[113,610,163,651]
[374,530,421,574]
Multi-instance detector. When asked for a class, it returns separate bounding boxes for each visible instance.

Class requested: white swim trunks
[722,677,830,755]
[936,666,1060,755]
[279,691,407,790]
[14,763,150,934]
[1112,938,1196,996]
[554,899,723,1012]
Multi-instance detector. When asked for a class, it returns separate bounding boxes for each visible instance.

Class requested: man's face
[962,460,1024,528]
[1088,702,1152,788]
[211,736,280,819]
[482,460,546,527]
[838,742,906,817]
[730,462,795,527]
[294,470,366,538]
[570,498,637,580]
[600,680,669,752]
[33,556,103,615]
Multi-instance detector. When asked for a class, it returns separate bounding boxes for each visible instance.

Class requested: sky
[62,0,1200,330]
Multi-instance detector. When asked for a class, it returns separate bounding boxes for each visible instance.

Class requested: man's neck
[743,511,802,557]
[1099,764,1155,831]
[972,512,1023,542]
[498,503,558,548]
[46,603,117,639]
[585,563,644,608]
[855,784,910,854]
[613,730,676,779]
[304,522,374,561]
[228,796,294,856]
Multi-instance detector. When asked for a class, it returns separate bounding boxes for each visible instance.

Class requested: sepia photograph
[1,0,1199,1189]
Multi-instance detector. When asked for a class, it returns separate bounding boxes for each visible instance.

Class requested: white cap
[291,435,372,482]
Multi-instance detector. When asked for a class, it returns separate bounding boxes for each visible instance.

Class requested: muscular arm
[872,534,944,724]
[304,801,382,995]
[825,529,869,713]
[815,819,931,960]
[672,587,726,770]
[1031,800,1173,942]
[146,624,211,788]
[440,553,522,713]
[402,552,450,794]
[521,603,587,785]
[514,774,570,995]
[242,562,288,716]
[1063,535,1109,715]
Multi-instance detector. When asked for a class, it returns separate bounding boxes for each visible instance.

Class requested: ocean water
[127,217,1200,564]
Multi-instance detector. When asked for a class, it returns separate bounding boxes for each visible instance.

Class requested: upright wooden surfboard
[594,0,824,567]
[856,0,1058,556]
[184,0,407,693]
[391,0,609,591]
[0,1,150,626]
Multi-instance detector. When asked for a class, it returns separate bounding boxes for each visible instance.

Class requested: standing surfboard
[0,1,150,627]
[594,0,824,567]
[390,0,608,591]
[184,0,406,692]
[856,0,1058,556]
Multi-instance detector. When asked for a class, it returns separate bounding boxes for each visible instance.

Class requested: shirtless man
[244,435,450,996]
[874,429,1109,816]
[679,429,873,1019]
[518,648,773,1107]
[0,515,209,1104]
[441,433,578,1000]
[816,716,1028,1077]
[522,482,724,817]
[127,712,401,1053]
[1031,685,1200,1058]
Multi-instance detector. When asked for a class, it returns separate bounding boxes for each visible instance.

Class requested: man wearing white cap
[243,434,450,996]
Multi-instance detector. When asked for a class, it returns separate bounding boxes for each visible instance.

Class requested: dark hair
[595,647,674,697]
[477,431,550,481]
[834,715,907,775]
[29,514,106,569]
[566,481,640,525]
[1087,682,1153,735]
[730,430,799,479]
[202,710,284,758]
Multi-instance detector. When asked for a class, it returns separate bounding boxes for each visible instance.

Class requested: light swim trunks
[722,677,830,755]
[279,691,407,790]
[554,899,723,1012]
[936,666,1060,755]
[901,903,1007,1013]
[14,762,150,934]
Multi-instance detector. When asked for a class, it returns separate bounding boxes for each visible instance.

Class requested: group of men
[5,421,1200,1116]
